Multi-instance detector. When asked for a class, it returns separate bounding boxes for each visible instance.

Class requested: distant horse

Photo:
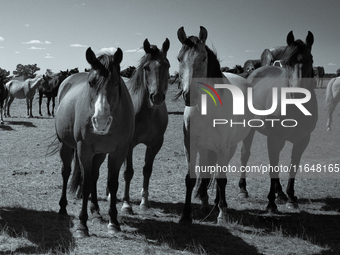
[120,66,136,78]
[325,77,340,131]
[67,67,79,76]
[240,31,317,213]
[38,71,68,116]
[0,75,8,124]
[225,65,244,74]
[313,66,325,88]
[177,26,252,224]
[5,75,51,118]
[260,46,287,66]
[55,47,134,238]
[243,59,261,74]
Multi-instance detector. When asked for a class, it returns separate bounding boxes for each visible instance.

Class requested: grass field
[0,80,340,255]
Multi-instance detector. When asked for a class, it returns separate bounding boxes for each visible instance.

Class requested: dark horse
[55,47,135,237]
[239,31,317,213]
[243,59,261,74]
[177,26,252,224]
[120,38,170,214]
[38,70,68,116]
[0,74,8,124]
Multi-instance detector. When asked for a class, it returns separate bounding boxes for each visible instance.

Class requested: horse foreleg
[90,153,106,223]
[239,128,256,198]
[140,136,164,211]
[5,95,14,117]
[121,146,134,214]
[52,96,56,116]
[198,149,214,213]
[0,102,4,124]
[26,97,33,118]
[107,148,128,234]
[38,92,43,116]
[286,135,311,209]
[179,133,196,224]
[47,96,52,116]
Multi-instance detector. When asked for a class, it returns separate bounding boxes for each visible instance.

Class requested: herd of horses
[0,26,340,237]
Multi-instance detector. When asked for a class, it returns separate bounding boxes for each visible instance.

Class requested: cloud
[228,55,234,58]
[28,46,45,50]
[125,48,143,53]
[328,63,337,66]
[70,44,87,47]
[0,37,4,41]
[100,47,116,53]
[22,40,51,44]
[136,33,142,35]
[245,49,257,53]
[15,51,20,54]
[45,53,53,59]
[25,24,30,27]
[0,46,4,49]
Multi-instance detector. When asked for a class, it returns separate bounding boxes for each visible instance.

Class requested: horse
[325,77,340,131]
[260,46,287,66]
[177,26,253,225]
[313,66,325,88]
[55,47,135,238]
[243,59,261,74]
[38,70,68,116]
[239,31,317,213]
[0,75,8,124]
[119,38,170,214]
[225,65,244,74]
[5,75,51,118]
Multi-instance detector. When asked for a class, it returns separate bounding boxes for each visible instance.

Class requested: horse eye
[177,57,181,62]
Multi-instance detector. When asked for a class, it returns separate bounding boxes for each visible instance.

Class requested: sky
[0,0,339,76]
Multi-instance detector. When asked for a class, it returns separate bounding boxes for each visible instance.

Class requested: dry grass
[0,83,340,254]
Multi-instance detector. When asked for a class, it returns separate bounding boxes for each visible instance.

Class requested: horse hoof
[179,216,192,225]
[217,217,227,226]
[237,191,249,199]
[266,206,279,214]
[121,202,133,215]
[140,203,149,211]
[108,223,121,235]
[286,201,299,210]
[276,192,288,204]
[74,229,89,238]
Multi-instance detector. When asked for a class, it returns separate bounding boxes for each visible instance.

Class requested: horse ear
[86,47,98,67]
[177,27,187,44]
[162,38,170,56]
[199,26,208,44]
[143,39,151,54]
[286,31,294,45]
[114,48,123,65]
[306,31,314,48]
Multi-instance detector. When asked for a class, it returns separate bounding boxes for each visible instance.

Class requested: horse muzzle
[91,115,113,135]
[149,92,166,108]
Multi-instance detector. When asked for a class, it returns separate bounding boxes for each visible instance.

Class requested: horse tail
[69,149,82,195]
[45,135,60,157]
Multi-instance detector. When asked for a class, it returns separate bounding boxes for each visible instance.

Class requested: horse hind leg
[140,136,164,211]
[286,135,311,210]
[58,143,74,215]
[239,128,256,198]
[5,95,14,117]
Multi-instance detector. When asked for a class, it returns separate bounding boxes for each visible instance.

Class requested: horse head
[86,47,123,135]
[177,26,209,106]
[281,31,314,89]
[142,38,170,108]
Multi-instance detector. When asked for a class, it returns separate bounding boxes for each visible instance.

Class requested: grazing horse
[243,59,261,74]
[177,26,252,224]
[313,66,325,88]
[5,75,51,118]
[38,71,68,116]
[240,31,317,213]
[119,38,170,214]
[0,75,8,124]
[325,77,340,131]
[55,47,134,237]
[260,46,287,66]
